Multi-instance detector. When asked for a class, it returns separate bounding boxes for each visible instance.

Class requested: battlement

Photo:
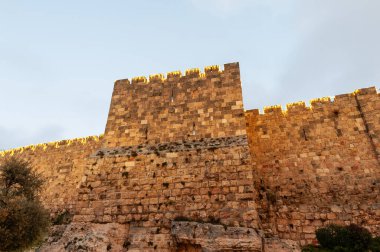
[115,65,224,86]
[0,135,103,157]
[103,62,245,147]
[252,87,379,116]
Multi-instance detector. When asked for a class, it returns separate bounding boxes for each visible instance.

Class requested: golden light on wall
[0,135,103,157]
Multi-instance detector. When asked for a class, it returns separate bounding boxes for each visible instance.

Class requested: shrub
[344,224,372,250]
[0,157,50,251]
[315,224,373,252]
[369,237,380,252]
[316,224,345,249]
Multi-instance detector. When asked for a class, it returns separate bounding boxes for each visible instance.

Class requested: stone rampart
[0,62,379,250]
[246,87,380,245]
[0,136,102,214]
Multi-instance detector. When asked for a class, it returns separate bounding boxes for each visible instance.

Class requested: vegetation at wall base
[52,209,73,225]
[302,224,380,252]
[0,157,50,251]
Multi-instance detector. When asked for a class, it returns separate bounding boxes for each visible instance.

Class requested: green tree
[0,157,49,251]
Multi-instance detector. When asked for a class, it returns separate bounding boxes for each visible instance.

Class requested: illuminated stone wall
[0,136,102,214]
[0,62,379,250]
[246,87,380,245]
[72,62,262,251]
[1,63,265,251]
[103,63,246,148]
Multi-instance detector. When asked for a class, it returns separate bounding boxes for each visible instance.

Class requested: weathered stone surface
[39,223,129,252]
[246,86,380,243]
[92,135,249,158]
[171,221,263,252]
[263,238,300,252]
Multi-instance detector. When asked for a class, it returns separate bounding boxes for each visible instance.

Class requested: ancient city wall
[0,136,102,215]
[246,87,380,245]
[0,62,379,250]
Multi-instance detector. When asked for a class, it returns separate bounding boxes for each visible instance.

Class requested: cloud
[242,0,380,109]
[275,0,380,103]
[189,0,254,16]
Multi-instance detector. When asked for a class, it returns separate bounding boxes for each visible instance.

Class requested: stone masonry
[0,62,379,251]
[246,86,380,246]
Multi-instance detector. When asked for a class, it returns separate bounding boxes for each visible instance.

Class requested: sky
[0,0,379,150]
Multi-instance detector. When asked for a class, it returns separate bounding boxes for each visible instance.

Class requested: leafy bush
[307,224,375,252]
[344,224,372,250]
[316,224,345,249]
[369,237,380,252]
[0,157,49,251]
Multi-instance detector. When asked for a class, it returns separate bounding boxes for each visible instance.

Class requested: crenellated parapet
[115,65,223,87]
[246,87,379,155]
[251,87,379,117]
[0,135,103,158]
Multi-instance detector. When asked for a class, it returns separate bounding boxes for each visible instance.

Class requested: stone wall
[103,63,246,148]
[70,62,262,250]
[246,87,380,245]
[0,62,379,250]
[0,136,102,215]
[0,62,267,251]
[73,136,260,251]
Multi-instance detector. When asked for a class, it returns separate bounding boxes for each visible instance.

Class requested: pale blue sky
[1,0,379,149]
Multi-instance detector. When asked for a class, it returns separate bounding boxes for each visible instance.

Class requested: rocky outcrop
[38,221,300,251]
[39,223,129,252]
[171,221,263,251]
